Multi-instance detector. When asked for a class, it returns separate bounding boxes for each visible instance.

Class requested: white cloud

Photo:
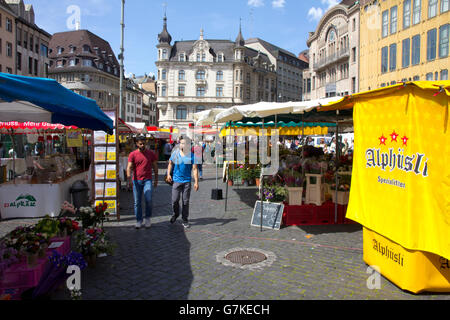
[307,7,324,21]
[272,0,286,8]
[248,0,265,7]
[321,0,340,9]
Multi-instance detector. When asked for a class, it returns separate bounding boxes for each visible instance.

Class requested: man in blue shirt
[166,136,199,228]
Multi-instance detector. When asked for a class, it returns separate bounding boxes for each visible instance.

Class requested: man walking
[166,136,199,228]
[127,136,158,229]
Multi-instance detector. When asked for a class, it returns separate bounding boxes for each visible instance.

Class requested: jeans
[198,164,203,178]
[172,182,192,222]
[133,179,153,223]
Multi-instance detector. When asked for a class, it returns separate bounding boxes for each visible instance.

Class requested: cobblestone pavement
[1,164,449,300]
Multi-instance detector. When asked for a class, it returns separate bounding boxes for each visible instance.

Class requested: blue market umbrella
[0,73,113,133]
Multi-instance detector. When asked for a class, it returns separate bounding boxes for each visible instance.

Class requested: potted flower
[253,166,261,187]
[285,171,304,206]
[330,174,351,205]
[57,218,80,237]
[78,203,109,229]
[34,216,59,240]
[0,241,19,281]
[74,228,114,267]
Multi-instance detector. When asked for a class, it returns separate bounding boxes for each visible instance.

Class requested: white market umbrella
[0,100,52,123]
[194,108,226,126]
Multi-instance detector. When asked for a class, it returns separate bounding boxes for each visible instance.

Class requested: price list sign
[93,111,118,216]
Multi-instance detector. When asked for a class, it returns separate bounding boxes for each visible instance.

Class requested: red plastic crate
[0,258,48,289]
[284,204,316,226]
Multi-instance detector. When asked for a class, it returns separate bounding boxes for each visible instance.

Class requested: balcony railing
[313,47,350,71]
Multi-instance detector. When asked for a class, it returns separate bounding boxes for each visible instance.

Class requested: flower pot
[331,190,350,205]
[255,178,260,187]
[27,253,38,267]
[84,254,97,268]
[228,180,233,187]
[287,187,303,206]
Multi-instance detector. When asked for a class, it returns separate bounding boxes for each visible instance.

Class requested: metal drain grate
[225,250,267,265]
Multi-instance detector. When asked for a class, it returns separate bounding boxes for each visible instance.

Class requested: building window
[196,106,205,113]
[404,0,412,29]
[439,24,449,58]
[81,74,90,82]
[196,86,206,97]
[428,0,438,17]
[381,46,389,73]
[216,86,224,97]
[6,18,12,32]
[16,53,22,71]
[162,49,168,59]
[216,71,223,81]
[382,10,389,37]
[83,59,92,67]
[6,42,12,57]
[441,69,448,80]
[40,44,48,58]
[427,28,437,61]
[161,69,167,80]
[178,70,185,81]
[389,44,397,71]
[413,75,420,81]
[352,47,357,62]
[217,54,224,62]
[412,34,421,65]
[161,86,167,97]
[202,53,206,62]
[179,53,185,62]
[196,70,205,80]
[426,72,433,80]
[69,59,76,67]
[413,0,421,25]
[34,59,38,76]
[390,6,398,34]
[82,45,90,53]
[178,86,185,96]
[442,0,449,12]
[176,106,187,120]
[402,38,411,68]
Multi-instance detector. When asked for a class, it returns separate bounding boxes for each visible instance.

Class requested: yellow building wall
[360,0,450,91]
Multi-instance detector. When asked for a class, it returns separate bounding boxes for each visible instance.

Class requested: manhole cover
[225,250,267,265]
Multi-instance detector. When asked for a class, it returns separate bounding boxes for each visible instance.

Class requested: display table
[0,171,88,219]
[282,201,357,226]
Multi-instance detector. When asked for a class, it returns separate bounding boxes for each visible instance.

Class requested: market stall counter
[0,155,89,219]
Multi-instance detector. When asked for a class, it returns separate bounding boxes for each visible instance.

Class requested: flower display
[57,218,79,236]
[78,203,109,228]
[0,241,19,278]
[74,228,114,257]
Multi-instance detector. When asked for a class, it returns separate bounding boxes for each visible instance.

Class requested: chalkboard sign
[251,201,284,230]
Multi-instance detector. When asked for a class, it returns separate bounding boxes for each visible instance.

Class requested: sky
[25,0,342,78]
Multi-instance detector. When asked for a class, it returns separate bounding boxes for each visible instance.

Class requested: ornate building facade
[303,0,360,100]
[155,16,277,131]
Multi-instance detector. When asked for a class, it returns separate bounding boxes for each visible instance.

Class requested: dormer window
[179,53,185,62]
[217,54,224,63]
[70,46,76,53]
[202,53,206,62]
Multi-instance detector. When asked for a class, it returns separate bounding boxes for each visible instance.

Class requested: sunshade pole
[102,134,109,209]
[260,118,264,232]
[335,110,339,224]
[216,123,219,190]
[10,128,16,184]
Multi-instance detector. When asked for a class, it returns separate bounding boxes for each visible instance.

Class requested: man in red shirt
[127,136,158,229]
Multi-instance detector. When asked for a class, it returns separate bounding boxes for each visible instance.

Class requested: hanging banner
[346,86,450,260]
[66,129,83,147]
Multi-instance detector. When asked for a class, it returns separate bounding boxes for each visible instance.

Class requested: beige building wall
[359,0,450,91]
[0,4,16,73]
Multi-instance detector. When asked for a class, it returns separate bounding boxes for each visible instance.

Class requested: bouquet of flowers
[32,251,87,300]
[57,218,80,237]
[285,171,304,188]
[78,203,109,228]
[74,228,114,257]
[34,216,59,240]
[330,174,351,191]
[60,201,76,216]
[0,241,19,279]
[257,184,287,203]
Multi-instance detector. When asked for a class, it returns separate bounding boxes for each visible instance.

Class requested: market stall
[0,73,113,219]
[318,81,450,293]
[212,98,353,229]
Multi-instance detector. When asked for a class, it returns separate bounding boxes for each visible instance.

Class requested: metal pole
[216,123,219,190]
[117,0,125,220]
[335,110,339,224]
[260,118,264,232]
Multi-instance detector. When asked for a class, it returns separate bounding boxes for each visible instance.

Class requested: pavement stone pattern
[1,164,449,300]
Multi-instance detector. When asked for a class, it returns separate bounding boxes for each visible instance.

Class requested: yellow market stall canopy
[220,121,336,137]
[319,81,450,293]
